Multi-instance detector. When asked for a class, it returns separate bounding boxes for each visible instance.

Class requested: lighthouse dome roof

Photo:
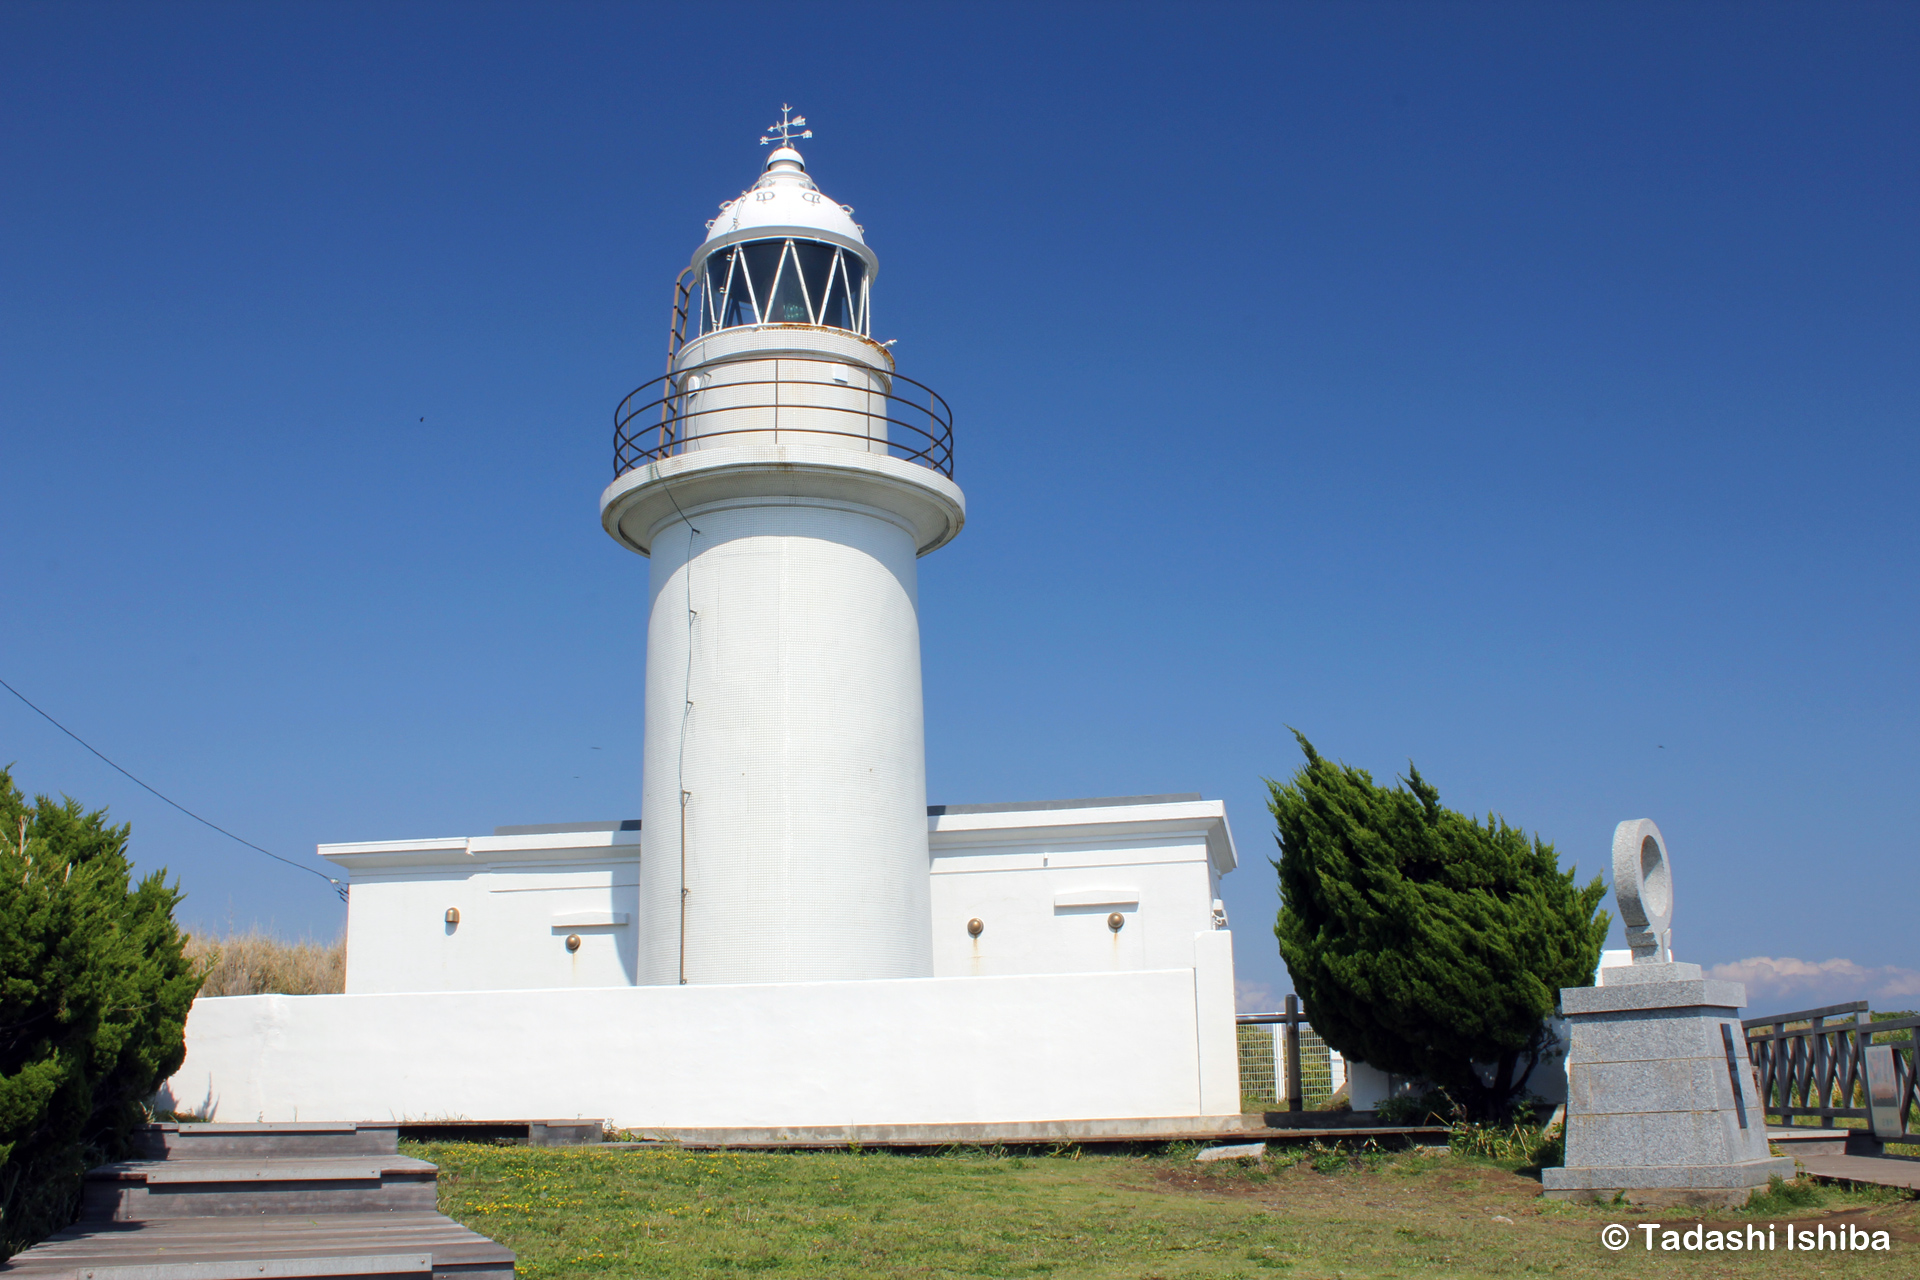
[695,144,873,274]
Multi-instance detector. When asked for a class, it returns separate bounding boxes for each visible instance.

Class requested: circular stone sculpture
[1611,818,1673,963]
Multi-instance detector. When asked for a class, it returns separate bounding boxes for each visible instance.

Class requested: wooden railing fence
[1744,1001,1918,1141]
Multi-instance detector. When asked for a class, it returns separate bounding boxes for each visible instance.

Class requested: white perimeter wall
[166,933,1242,1128]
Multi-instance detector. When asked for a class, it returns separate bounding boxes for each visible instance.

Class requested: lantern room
[612,113,951,480]
[684,139,876,340]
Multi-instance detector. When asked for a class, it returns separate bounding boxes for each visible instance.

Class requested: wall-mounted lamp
[565,934,582,953]
[966,918,984,937]
[1107,912,1125,932]
[444,907,460,925]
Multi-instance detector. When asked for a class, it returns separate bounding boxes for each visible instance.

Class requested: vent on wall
[1053,890,1139,909]
[550,910,631,928]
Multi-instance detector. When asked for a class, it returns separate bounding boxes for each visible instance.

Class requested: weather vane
[759,105,812,148]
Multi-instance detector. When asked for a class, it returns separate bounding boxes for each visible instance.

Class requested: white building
[168,119,1244,1134]
[323,794,1235,995]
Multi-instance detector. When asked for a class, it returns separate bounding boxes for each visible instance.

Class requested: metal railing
[1744,1001,1918,1139]
[613,357,954,480]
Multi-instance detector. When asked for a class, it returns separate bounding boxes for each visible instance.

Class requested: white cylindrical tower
[601,118,964,986]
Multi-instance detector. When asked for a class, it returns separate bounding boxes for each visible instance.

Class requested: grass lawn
[410,1139,1920,1279]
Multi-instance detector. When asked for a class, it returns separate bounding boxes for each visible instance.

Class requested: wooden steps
[6,1217,508,1279]
[82,1157,441,1221]
[2,1125,512,1280]
[133,1124,402,1160]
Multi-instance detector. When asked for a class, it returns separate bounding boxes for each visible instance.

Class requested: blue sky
[2,2,1914,1013]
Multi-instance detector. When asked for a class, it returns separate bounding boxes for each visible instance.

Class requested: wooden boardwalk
[1,1124,512,1280]
[604,1113,1451,1150]
[1797,1152,1920,1191]
[1767,1126,1920,1190]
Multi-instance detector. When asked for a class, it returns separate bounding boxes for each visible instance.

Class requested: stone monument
[1542,819,1794,1206]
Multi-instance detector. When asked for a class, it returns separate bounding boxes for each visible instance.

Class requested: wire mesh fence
[1236,1020,1343,1110]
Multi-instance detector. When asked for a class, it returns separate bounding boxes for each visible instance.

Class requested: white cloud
[1236,979,1284,1014]
[1704,956,1920,1012]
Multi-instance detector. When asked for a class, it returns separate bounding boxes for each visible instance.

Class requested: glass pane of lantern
[740,240,786,324]
[764,242,811,324]
[816,249,852,331]
[703,250,733,332]
[842,254,869,334]
[794,241,837,326]
[719,248,762,328]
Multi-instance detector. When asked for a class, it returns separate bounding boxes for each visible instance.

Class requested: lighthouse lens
[767,246,811,323]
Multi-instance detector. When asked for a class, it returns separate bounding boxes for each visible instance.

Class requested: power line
[0,675,346,900]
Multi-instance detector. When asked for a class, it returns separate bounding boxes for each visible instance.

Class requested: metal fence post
[1285,995,1304,1113]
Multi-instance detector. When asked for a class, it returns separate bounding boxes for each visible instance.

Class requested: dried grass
[185,930,345,996]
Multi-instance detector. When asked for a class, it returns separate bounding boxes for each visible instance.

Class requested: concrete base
[1542,1156,1796,1207]
[1550,963,1785,1209]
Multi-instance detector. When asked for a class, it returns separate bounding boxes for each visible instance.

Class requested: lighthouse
[178,107,1248,1131]
[600,110,966,986]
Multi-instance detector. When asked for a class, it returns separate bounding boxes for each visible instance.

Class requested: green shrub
[0,768,199,1259]
[1448,1118,1560,1168]
[1269,733,1608,1120]
[1375,1087,1462,1126]
[1746,1174,1821,1213]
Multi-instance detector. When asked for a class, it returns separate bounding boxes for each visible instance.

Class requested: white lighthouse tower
[600,110,966,986]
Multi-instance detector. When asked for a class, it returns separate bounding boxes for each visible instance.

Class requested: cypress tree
[1270,733,1608,1120]
[0,767,199,1258]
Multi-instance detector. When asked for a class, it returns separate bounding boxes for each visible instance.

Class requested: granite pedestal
[1543,962,1794,1207]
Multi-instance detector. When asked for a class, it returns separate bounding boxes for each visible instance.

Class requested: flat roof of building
[493,796,1207,836]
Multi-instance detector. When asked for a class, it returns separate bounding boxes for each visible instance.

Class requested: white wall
[928,798,1237,979]
[327,828,639,994]
[166,932,1243,1128]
